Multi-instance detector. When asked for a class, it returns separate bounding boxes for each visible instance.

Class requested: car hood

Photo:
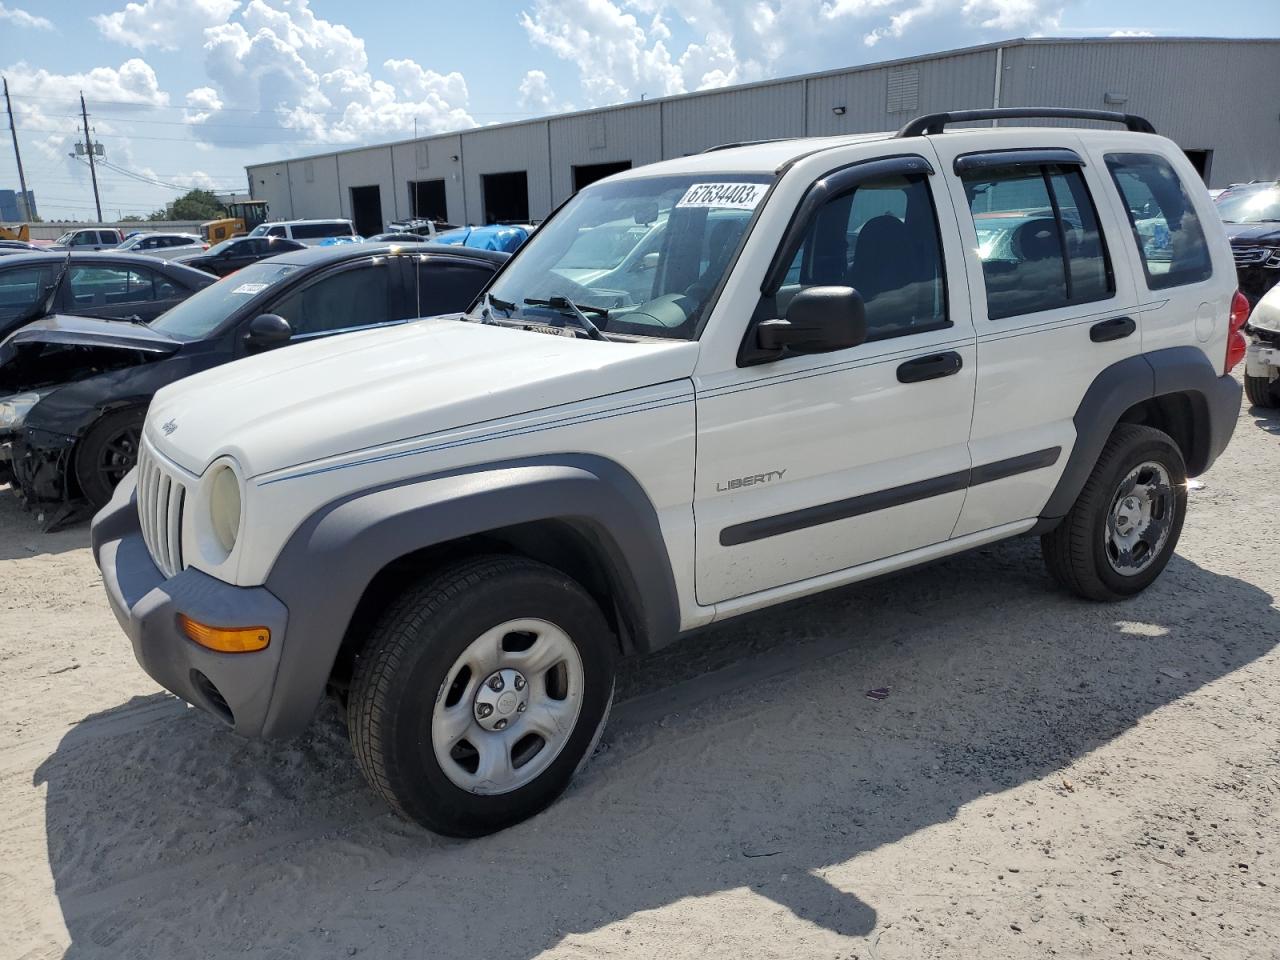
[147,316,698,478]
[1223,222,1280,244]
[0,313,181,361]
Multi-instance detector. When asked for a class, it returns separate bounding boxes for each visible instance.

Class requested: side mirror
[245,313,293,350]
[756,286,867,355]
[631,251,660,272]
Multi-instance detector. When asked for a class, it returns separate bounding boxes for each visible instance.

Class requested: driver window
[782,173,948,341]
[271,263,404,337]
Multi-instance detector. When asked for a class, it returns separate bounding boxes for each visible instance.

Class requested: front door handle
[1090,316,1136,343]
[897,351,964,384]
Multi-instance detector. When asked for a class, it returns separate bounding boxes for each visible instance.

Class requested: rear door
[61,263,164,320]
[929,133,1140,536]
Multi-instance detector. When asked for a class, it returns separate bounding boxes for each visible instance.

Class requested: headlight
[0,392,43,430]
[208,463,242,557]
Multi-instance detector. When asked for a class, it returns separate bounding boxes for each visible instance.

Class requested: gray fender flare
[1039,345,1240,523]
[260,454,680,737]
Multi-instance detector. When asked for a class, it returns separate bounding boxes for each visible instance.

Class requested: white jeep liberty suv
[93,108,1246,837]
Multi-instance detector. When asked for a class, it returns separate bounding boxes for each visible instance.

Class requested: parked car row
[0,243,505,510]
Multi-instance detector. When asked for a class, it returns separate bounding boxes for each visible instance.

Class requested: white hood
[147,316,699,478]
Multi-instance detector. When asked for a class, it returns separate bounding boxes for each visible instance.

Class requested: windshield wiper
[478,292,516,324]
[522,296,607,341]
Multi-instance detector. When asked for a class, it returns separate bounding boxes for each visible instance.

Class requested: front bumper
[91,470,291,737]
[8,427,76,503]
[1245,339,1279,379]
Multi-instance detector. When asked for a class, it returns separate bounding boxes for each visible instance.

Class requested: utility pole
[79,91,102,223]
[3,76,31,222]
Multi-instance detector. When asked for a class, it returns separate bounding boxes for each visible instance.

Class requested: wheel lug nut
[476,702,493,719]
[494,718,508,730]
[488,675,504,692]
[513,675,525,691]
[516,702,526,712]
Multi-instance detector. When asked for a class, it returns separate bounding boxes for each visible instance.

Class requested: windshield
[151,261,300,340]
[54,232,74,245]
[248,225,269,237]
[205,237,240,256]
[480,173,771,341]
[1216,188,1280,224]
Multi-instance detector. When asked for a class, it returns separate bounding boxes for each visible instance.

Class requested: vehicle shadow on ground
[0,487,91,561]
[34,537,1279,959]
[1248,403,1280,435]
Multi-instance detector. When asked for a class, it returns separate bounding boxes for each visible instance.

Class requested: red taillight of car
[202,243,210,250]
[1226,290,1250,373]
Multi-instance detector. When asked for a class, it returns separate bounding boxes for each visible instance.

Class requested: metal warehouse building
[245,36,1280,235]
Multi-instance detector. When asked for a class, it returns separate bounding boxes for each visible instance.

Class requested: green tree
[166,189,225,222]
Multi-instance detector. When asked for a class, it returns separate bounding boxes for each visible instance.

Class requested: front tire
[1244,372,1280,408]
[75,407,146,510]
[347,555,616,837]
[1041,424,1187,601]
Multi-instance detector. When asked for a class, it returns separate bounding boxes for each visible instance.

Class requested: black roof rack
[701,138,795,154]
[895,108,1156,138]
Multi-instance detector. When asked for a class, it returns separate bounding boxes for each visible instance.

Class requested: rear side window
[1105,153,1212,290]
[783,173,948,341]
[960,163,1113,320]
[0,266,56,319]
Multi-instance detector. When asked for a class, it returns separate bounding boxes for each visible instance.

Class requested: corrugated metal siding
[459,121,553,223]
[548,103,662,205]
[661,80,806,157]
[1000,40,1280,185]
[247,39,1280,219]
[806,49,996,136]
[389,133,465,223]
[247,162,292,218]
[335,147,396,230]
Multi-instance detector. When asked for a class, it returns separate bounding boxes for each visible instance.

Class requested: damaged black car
[0,243,506,516]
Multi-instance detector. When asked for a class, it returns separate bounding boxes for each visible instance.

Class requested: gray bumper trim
[92,470,290,737]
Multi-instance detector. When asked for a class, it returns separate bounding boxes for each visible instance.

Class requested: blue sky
[1,0,1277,221]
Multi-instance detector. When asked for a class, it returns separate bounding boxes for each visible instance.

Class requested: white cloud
[94,0,241,51]
[1108,28,1154,37]
[518,69,559,113]
[0,2,53,29]
[189,0,473,147]
[183,86,224,123]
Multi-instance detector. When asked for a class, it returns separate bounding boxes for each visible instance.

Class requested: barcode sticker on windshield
[231,282,269,295]
[675,182,765,210]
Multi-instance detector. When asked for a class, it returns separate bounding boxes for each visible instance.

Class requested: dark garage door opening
[573,161,631,192]
[409,179,448,222]
[482,171,529,224]
[349,185,383,237]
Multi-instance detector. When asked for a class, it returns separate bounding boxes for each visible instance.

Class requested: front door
[693,149,977,605]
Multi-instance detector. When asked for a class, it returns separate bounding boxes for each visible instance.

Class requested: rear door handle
[897,351,964,383]
[1090,316,1136,343]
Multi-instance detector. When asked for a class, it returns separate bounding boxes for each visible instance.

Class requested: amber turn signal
[178,614,270,653]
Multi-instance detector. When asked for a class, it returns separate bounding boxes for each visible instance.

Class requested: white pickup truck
[92,108,1245,837]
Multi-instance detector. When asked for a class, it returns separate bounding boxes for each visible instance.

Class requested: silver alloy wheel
[1104,460,1175,576]
[431,618,584,796]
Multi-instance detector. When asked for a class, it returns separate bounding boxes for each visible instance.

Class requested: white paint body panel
[139,124,1232,635]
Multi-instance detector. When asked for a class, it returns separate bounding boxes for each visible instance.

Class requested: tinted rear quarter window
[1105,153,1212,290]
[292,222,353,240]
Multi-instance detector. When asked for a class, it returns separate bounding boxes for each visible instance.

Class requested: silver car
[115,232,208,260]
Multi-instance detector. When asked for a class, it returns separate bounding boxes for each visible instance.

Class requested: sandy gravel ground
[1,397,1277,960]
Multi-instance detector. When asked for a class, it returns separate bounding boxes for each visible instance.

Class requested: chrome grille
[1232,244,1280,268]
[136,440,187,578]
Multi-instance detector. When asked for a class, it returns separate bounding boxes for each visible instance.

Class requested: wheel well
[1116,390,1210,475]
[327,519,636,694]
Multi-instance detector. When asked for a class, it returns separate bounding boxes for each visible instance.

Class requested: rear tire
[75,407,146,511]
[1041,424,1187,601]
[347,555,616,837]
[1244,372,1280,408]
